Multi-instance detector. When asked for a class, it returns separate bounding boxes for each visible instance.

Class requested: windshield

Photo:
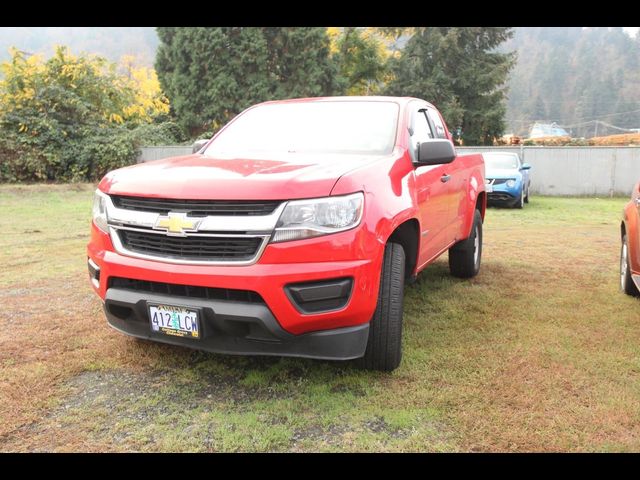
[202,101,399,158]
[484,153,519,170]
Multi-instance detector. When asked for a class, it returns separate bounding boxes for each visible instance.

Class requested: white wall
[457,146,640,196]
[138,146,192,162]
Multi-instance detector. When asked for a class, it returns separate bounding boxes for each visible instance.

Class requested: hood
[98,153,377,200]
[485,168,522,180]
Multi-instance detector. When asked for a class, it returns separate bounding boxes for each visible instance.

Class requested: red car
[87,96,487,371]
[621,181,640,296]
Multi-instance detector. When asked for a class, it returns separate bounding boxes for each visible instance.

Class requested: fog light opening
[88,257,101,289]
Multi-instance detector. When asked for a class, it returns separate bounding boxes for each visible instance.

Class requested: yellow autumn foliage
[118,55,170,123]
[0,46,170,128]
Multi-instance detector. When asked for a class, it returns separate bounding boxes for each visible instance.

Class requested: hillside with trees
[0,27,159,66]
[504,27,640,138]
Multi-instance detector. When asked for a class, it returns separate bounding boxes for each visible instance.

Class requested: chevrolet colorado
[87,96,486,371]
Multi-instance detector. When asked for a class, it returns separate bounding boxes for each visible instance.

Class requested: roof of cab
[256,96,432,109]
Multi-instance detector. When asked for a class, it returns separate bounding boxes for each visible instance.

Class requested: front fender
[331,149,420,247]
[505,176,524,197]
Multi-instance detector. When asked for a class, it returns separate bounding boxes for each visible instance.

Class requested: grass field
[1,184,639,452]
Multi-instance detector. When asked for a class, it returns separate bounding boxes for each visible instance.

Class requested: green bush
[0,121,181,182]
[0,47,180,183]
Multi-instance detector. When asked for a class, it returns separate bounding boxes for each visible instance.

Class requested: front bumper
[486,177,522,205]
[487,184,520,204]
[88,220,383,340]
[488,191,517,202]
[104,287,369,360]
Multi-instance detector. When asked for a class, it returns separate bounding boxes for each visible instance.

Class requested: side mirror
[416,139,456,166]
[521,163,531,170]
[192,139,209,154]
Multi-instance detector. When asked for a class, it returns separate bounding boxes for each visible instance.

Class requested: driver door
[411,107,454,266]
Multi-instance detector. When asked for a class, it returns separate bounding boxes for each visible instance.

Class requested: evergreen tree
[155,27,338,137]
[384,27,515,145]
[328,27,390,95]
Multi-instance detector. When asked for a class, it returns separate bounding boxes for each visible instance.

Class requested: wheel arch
[387,219,419,280]
[476,191,486,221]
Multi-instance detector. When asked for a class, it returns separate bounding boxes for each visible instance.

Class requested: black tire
[514,188,524,209]
[621,233,639,296]
[449,209,483,278]
[524,184,530,203]
[359,242,405,372]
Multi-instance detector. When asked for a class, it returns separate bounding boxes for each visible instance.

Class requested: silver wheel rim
[473,226,480,265]
[521,190,524,207]
[621,241,628,289]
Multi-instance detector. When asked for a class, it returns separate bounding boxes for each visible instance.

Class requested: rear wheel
[621,233,639,296]
[449,209,483,278]
[359,242,405,371]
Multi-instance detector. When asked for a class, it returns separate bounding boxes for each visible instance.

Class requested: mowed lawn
[0,184,639,452]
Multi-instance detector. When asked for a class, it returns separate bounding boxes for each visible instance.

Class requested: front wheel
[449,209,483,278]
[621,233,639,296]
[515,188,524,209]
[524,184,530,204]
[359,242,405,371]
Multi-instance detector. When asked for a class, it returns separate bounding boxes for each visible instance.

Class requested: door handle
[440,174,451,183]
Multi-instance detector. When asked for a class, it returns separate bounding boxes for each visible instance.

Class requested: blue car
[483,152,532,209]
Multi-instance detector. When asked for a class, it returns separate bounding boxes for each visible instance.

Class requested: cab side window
[410,109,434,162]
[426,107,447,139]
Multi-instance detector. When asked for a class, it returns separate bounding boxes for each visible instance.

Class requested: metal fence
[138,146,193,163]
[138,145,640,196]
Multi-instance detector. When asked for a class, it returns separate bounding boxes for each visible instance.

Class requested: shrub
[0,47,178,182]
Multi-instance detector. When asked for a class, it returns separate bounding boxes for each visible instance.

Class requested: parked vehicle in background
[621,181,640,296]
[483,151,531,209]
[87,96,487,371]
[528,122,570,139]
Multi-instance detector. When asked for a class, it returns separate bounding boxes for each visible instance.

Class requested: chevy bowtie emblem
[153,212,201,236]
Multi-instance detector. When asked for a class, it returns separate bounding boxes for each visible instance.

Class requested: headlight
[506,179,516,188]
[92,190,109,233]
[271,192,364,243]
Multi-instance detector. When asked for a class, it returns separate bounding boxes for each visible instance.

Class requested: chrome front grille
[111,195,281,217]
[118,229,264,262]
[486,178,509,186]
[104,195,285,266]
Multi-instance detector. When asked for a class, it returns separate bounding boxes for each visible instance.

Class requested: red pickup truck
[87,96,486,371]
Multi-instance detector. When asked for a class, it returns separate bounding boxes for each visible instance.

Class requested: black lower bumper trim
[488,192,516,202]
[103,288,369,361]
[285,277,353,314]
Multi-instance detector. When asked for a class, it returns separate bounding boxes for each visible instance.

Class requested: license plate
[149,303,200,339]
